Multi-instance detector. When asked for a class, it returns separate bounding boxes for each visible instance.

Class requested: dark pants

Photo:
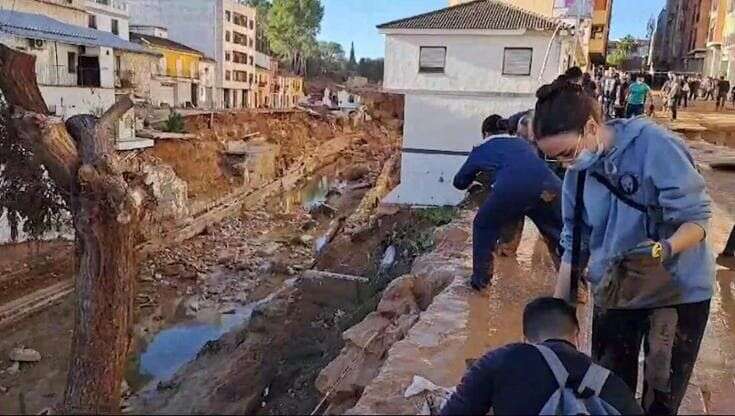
[472,188,562,287]
[614,105,626,119]
[682,93,688,107]
[690,89,697,100]
[724,225,735,256]
[670,101,678,120]
[705,90,715,100]
[717,93,727,109]
[626,104,644,118]
[593,300,710,415]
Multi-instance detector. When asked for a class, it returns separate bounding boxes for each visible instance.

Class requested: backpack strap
[577,364,611,397]
[533,344,569,389]
[570,171,587,305]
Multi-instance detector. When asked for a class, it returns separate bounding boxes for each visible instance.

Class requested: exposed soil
[0,103,403,414]
[0,240,73,305]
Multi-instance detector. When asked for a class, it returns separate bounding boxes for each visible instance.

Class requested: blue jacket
[441,340,643,415]
[561,117,714,308]
[454,136,561,196]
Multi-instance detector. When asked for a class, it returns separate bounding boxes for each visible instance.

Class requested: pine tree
[349,42,357,71]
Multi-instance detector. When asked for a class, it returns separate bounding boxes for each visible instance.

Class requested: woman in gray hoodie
[531,79,714,415]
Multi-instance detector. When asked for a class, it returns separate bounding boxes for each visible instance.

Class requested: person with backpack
[453,115,564,291]
[441,297,643,415]
[532,79,715,415]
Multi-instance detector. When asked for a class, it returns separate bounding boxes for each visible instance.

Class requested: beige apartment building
[126,0,257,109]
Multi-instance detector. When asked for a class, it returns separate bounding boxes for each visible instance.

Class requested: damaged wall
[120,51,158,100]
[316,214,473,414]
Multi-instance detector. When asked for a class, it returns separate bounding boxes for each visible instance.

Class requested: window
[225,31,231,42]
[418,46,446,73]
[502,48,533,76]
[249,55,253,65]
[111,19,119,35]
[226,11,231,22]
[249,37,253,48]
[249,73,253,83]
[68,52,77,73]
[225,51,231,61]
[88,14,97,29]
[225,70,231,81]
[249,20,254,30]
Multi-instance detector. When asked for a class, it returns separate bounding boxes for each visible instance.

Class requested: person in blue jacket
[453,115,563,290]
[532,79,714,415]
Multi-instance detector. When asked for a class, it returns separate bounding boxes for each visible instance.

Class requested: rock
[220,306,237,315]
[6,362,20,375]
[121,380,131,398]
[161,263,186,277]
[9,347,41,363]
[343,165,370,181]
[0,385,7,393]
[186,298,200,313]
[300,234,314,245]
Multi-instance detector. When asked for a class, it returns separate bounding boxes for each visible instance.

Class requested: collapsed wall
[315,212,474,414]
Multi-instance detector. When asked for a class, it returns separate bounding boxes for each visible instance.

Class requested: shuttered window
[503,48,533,76]
[419,46,446,73]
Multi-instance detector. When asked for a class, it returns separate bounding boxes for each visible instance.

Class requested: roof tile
[377,0,566,32]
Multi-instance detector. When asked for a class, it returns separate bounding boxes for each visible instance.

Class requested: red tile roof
[377,0,567,32]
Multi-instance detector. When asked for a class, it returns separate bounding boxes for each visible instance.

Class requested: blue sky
[609,0,666,40]
[318,0,667,59]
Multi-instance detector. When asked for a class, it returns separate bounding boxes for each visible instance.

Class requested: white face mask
[568,133,605,171]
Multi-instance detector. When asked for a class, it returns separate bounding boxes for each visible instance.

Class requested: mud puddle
[126,299,258,392]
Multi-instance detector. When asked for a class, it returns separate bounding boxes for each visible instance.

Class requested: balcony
[37,64,76,87]
[37,64,102,88]
[592,10,609,26]
[589,38,606,55]
[86,0,128,14]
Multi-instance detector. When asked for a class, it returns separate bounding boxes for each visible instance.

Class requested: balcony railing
[88,0,128,12]
[37,64,76,87]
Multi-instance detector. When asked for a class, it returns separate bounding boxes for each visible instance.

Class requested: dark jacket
[453,137,561,196]
[441,340,643,416]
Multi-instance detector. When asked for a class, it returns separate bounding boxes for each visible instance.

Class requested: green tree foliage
[348,41,357,71]
[308,41,346,77]
[247,0,273,52]
[606,34,637,68]
[266,0,324,76]
[357,57,384,83]
[0,95,67,241]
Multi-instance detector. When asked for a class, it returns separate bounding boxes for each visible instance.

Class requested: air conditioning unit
[28,38,44,49]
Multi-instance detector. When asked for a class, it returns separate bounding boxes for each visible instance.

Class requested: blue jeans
[472,187,563,287]
[626,103,644,118]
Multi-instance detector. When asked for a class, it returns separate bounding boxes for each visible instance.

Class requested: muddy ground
[0,102,408,414]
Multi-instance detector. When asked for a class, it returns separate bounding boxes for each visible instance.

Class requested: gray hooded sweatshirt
[561,117,714,309]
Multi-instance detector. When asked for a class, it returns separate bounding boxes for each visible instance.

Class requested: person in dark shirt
[441,297,643,416]
[717,76,731,110]
[453,115,563,290]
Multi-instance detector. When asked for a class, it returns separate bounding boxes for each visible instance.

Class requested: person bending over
[441,297,642,415]
[454,115,563,290]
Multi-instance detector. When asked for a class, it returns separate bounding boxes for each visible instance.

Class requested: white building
[378,0,572,206]
[126,0,257,109]
[0,9,151,117]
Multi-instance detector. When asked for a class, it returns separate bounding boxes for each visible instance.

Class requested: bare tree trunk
[0,44,141,414]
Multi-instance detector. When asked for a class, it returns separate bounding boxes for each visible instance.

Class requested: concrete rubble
[8,347,42,363]
[316,212,473,414]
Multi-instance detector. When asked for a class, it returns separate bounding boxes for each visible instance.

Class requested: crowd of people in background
[582,68,735,123]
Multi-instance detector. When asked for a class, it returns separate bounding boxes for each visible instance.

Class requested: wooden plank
[0,279,74,329]
[302,270,369,283]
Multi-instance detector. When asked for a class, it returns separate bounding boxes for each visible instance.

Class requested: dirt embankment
[146,110,400,205]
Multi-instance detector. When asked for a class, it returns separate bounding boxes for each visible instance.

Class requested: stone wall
[316,212,474,414]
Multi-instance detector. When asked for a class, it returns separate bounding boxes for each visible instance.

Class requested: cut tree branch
[0,42,142,413]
